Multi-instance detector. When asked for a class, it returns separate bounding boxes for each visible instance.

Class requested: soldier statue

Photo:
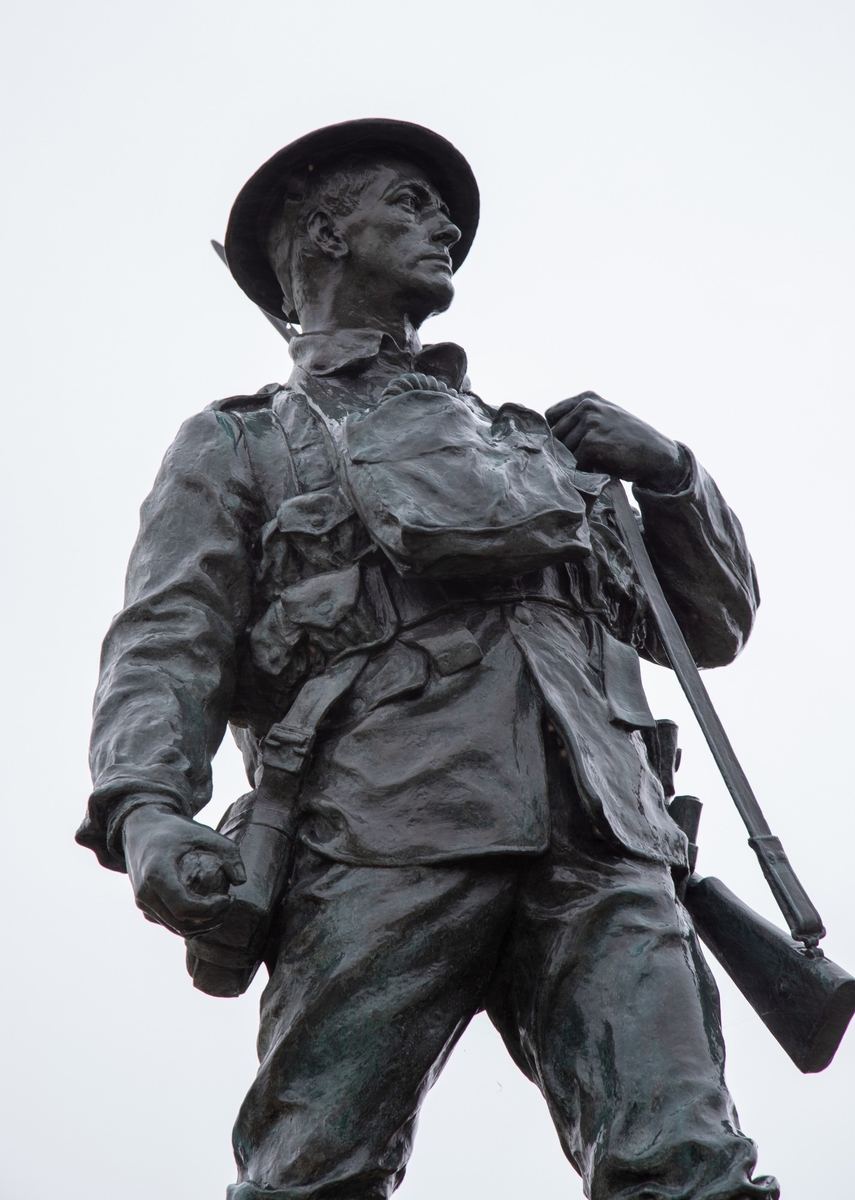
[77,119,780,1200]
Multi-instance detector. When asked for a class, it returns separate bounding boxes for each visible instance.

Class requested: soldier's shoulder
[206,382,284,413]
[163,385,286,468]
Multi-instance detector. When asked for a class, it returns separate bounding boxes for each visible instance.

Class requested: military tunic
[78,330,777,1200]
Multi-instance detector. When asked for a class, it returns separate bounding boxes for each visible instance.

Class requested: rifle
[211,240,296,343]
[212,240,855,1071]
[608,481,855,1073]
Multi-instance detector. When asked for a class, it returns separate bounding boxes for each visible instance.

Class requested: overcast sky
[2,3,854,1197]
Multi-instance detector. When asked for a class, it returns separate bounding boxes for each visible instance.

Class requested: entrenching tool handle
[606,479,826,946]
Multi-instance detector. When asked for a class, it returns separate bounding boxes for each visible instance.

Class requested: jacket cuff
[629,448,696,508]
[631,443,696,504]
[76,776,190,872]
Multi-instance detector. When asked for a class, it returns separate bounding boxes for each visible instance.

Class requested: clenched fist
[546,391,686,492]
[122,800,247,938]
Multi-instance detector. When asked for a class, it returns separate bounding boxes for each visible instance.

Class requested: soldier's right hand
[121,802,247,937]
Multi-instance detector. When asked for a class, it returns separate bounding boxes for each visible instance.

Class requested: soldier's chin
[412,277,455,323]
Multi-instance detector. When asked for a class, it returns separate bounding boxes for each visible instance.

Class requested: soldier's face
[335,160,461,322]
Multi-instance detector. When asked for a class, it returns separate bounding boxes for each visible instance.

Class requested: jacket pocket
[352,642,430,713]
[404,626,484,675]
[601,630,656,728]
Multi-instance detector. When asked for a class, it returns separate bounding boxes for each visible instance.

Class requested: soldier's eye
[396,191,419,212]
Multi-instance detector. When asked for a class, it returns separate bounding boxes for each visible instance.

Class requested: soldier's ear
[306,210,348,261]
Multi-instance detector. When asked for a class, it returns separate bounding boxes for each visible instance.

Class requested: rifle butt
[685,874,855,1073]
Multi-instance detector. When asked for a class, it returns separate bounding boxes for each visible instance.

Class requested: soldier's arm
[547,392,758,668]
[77,408,265,928]
[631,453,758,667]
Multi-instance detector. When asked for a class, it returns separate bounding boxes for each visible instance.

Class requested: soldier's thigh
[487,841,775,1199]
[233,845,518,1195]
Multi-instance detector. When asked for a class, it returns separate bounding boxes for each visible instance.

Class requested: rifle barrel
[210,240,295,344]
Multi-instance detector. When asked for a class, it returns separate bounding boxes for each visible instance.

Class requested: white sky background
[2,1,854,1196]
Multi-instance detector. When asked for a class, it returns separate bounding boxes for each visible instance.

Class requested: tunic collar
[288,329,469,391]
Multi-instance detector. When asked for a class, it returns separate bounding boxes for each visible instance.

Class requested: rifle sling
[606,479,825,945]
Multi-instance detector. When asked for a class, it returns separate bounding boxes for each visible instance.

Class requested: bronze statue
[79,117,824,1199]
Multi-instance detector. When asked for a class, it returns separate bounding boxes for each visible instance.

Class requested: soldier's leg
[487,759,780,1200]
[228,843,519,1200]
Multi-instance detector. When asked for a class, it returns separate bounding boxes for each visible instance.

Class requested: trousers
[227,739,779,1200]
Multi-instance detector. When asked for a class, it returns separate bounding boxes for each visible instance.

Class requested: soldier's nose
[432,213,461,249]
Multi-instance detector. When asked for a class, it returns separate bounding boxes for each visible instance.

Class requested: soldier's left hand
[546,391,686,491]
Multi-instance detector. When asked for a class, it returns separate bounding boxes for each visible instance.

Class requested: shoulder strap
[207,385,297,521]
[235,407,297,521]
